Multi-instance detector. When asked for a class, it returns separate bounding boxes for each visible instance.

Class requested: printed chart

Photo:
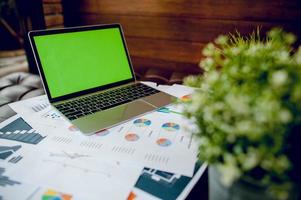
[156,138,172,147]
[36,105,198,176]
[0,145,23,163]
[0,167,20,187]
[49,151,91,160]
[42,189,73,200]
[42,159,112,177]
[162,122,180,132]
[180,94,191,102]
[31,102,49,113]
[125,133,140,142]
[133,119,152,127]
[122,113,191,149]
[42,110,61,120]
[0,145,21,159]
[133,162,206,200]
[0,117,45,144]
[0,166,40,200]
[2,83,204,200]
[7,149,142,200]
[10,96,51,118]
[156,107,183,115]
[9,89,198,176]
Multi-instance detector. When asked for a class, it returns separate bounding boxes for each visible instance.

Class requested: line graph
[42,159,112,178]
[49,151,90,159]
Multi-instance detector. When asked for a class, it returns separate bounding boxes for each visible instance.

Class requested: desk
[0,72,208,200]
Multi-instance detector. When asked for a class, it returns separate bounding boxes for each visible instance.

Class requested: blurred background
[1,0,301,83]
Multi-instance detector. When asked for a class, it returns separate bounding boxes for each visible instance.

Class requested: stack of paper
[0,83,204,200]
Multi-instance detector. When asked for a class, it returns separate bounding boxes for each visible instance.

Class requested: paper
[9,84,198,176]
[0,168,37,200]
[0,116,40,200]
[0,115,143,200]
[0,127,205,200]
[5,148,142,200]
[0,115,46,169]
[0,115,46,145]
[164,84,194,98]
[9,96,73,135]
[131,162,207,200]
[32,103,197,176]
[3,80,203,200]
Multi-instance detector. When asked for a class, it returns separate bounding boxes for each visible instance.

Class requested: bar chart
[0,167,20,187]
[0,117,45,144]
[0,145,21,160]
[31,102,49,112]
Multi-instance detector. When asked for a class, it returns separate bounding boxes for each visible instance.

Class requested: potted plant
[182,28,301,200]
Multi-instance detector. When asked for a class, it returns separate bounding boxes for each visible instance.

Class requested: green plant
[183,28,301,199]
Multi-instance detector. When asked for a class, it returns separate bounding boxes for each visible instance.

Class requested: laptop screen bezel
[28,24,136,103]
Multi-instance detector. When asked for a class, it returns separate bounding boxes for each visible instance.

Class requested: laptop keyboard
[54,83,160,120]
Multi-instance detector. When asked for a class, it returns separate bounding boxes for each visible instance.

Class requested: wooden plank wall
[63,0,301,84]
[43,0,64,28]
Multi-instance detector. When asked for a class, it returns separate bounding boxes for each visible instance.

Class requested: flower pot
[209,166,299,200]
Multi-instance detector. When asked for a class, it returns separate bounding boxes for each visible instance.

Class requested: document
[5,148,142,200]
[9,84,198,176]
[130,162,207,200]
[0,114,206,200]
[164,84,194,98]
[0,115,143,200]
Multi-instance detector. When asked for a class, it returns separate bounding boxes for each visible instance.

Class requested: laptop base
[72,91,175,135]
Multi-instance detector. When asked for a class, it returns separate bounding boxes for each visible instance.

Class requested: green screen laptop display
[33,27,133,98]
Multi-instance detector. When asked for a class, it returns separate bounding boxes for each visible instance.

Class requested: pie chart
[133,118,151,127]
[125,133,139,141]
[162,122,180,131]
[180,94,191,102]
[156,138,172,147]
[42,189,72,200]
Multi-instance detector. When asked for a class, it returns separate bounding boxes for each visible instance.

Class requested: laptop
[28,24,175,135]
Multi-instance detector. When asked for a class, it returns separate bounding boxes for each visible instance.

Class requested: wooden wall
[63,0,301,84]
[43,0,64,28]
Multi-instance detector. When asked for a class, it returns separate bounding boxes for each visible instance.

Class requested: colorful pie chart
[95,129,110,136]
[180,94,191,102]
[133,118,151,127]
[156,138,172,147]
[125,133,140,141]
[156,107,183,115]
[42,189,72,200]
[162,122,180,131]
